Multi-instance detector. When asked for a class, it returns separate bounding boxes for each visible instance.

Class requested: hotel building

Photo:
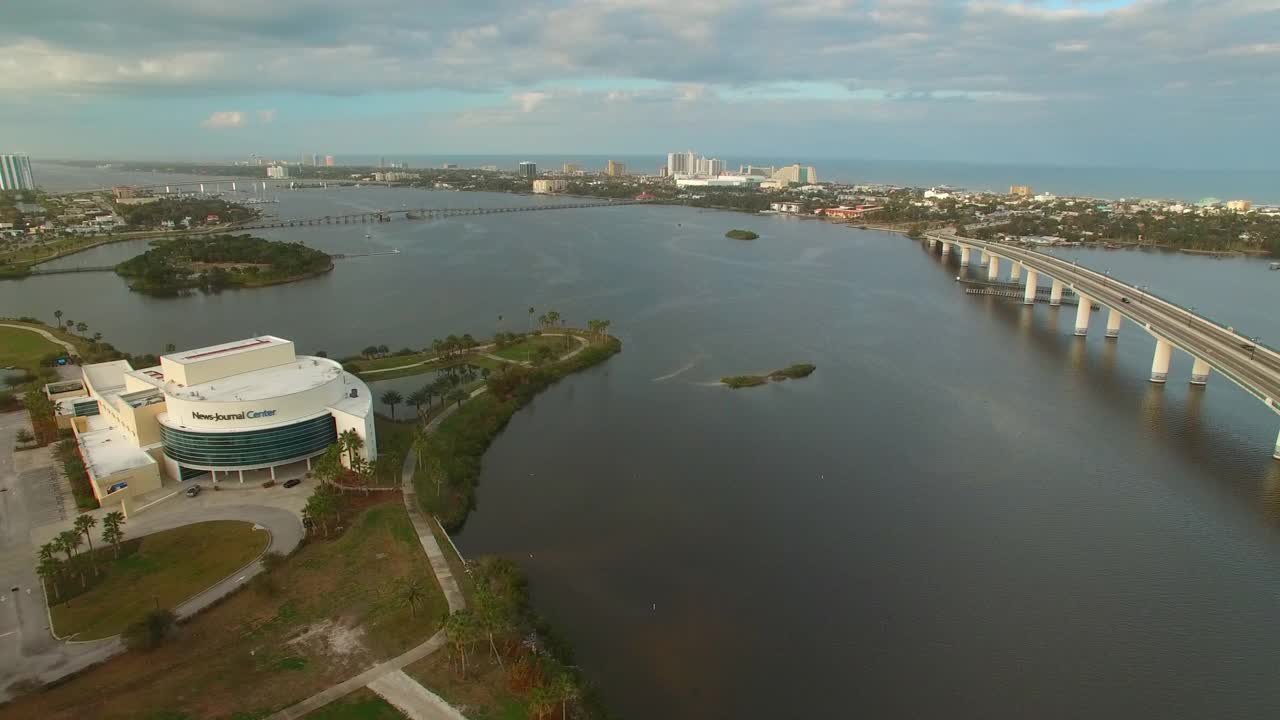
[60,336,375,512]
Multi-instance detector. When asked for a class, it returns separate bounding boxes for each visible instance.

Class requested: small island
[722,363,816,389]
[725,229,759,240]
[115,233,333,296]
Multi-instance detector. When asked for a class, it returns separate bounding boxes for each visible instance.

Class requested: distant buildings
[374,171,415,182]
[667,151,723,178]
[770,202,803,213]
[112,186,138,199]
[518,161,538,179]
[304,153,318,166]
[563,162,583,174]
[768,164,818,187]
[324,155,335,167]
[0,153,35,191]
[266,165,290,179]
[606,160,626,177]
[1010,185,1033,197]
[675,175,759,188]
[532,178,567,194]
[1227,199,1253,212]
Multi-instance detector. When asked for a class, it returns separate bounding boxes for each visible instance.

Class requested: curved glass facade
[160,414,337,468]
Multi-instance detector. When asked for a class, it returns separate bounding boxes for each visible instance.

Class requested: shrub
[122,609,176,651]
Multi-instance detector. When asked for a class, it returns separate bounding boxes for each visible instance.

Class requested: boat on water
[365,232,372,239]
[1269,262,1279,270]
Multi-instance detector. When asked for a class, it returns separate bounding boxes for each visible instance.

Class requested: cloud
[200,111,246,128]
[256,108,277,123]
[512,91,550,113]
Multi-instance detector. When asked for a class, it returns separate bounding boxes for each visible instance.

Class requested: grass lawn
[304,688,407,719]
[0,325,65,372]
[348,352,438,373]
[49,520,269,640]
[12,500,448,720]
[491,335,573,363]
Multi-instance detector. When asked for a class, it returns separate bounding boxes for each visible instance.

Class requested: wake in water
[652,354,704,382]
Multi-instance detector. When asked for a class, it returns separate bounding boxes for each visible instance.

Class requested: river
[3,183,1280,718]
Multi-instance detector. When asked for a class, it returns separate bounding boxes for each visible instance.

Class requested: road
[932,232,1280,414]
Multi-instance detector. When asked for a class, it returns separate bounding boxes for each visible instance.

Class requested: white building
[266,165,290,179]
[675,175,760,188]
[533,178,568,193]
[63,336,375,513]
[770,202,803,213]
[0,153,35,190]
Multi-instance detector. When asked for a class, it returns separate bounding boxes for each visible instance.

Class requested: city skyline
[1,2,1277,170]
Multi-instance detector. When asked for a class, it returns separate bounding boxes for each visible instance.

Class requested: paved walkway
[0,323,79,357]
[369,670,469,720]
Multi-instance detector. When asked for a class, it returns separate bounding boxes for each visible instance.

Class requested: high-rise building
[324,155,335,167]
[0,154,35,191]
[1226,199,1252,212]
[769,164,818,186]
[266,165,290,179]
[518,161,538,179]
[303,153,317,166]
[667,151,698,177]
[606,160,626,177]
[707,158,723,177]
[1009,185,1033,197]
[563,162,582,174]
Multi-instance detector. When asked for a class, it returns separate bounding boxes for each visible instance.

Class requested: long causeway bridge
[237,199,644,230]
[926,229,1280,460]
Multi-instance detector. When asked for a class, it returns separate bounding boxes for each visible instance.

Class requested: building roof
[82,360,132,396]
[162,335,290,366]
[77,415,156,480]
[165,356,344,403]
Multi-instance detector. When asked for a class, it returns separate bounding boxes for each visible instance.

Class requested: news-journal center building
[66,336,375,510]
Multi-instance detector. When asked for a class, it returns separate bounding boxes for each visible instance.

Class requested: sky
[1,0,1278,168]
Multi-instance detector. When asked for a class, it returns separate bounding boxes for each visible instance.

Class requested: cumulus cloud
[200,111,246,128]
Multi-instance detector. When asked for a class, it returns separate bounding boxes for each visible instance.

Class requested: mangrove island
[722,363,816,389]
[725,229,759,240]
[115,233,333,296]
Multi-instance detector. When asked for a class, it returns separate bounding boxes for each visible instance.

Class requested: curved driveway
[932,231,1280,414]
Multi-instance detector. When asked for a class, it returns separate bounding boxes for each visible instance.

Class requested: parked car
[1120,296,1131,304]
[283,478,302,489]
[185,485,201,497]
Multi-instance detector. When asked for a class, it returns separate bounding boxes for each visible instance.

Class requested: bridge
[925,229,1280,460]
[235,199,643,230]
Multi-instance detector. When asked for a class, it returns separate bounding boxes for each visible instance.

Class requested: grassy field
[49,521,269,640]
[304,688,407,719]
[0,325,65,372]
[13,501,448,719]
[491,335,573,363]
[348,351,439,373]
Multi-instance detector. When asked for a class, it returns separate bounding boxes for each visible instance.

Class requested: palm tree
[528,306,535,332]
[53,309,63,328]
[57,530,86,587]
[37,555,63,602]
[65,320,74,333]
[552,673,582,720]
[338,429,363,466]
[447,389,467,408]
[101,511,126,559]
[545,310,561,329]
[74,513,98,557]
[394,576,428,618]
[445,610,480,678]
[474,584,512,668]
[380,389,403,419]
[406,388,429,417]
[92,332,102,345]
[164,343,177,353]
[412,430,430,471]
[75,322,88,335]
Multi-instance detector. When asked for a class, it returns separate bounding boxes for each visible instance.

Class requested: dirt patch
[287,619,370,665]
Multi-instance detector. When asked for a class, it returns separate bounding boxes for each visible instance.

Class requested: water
[3,180,1280,718]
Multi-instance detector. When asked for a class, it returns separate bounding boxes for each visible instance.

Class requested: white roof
[78,416,155,480]
[165,356,343,403]
[162,335,290,366]
[83,360,132,395]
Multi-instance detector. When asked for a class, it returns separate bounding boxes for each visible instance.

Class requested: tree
[75,322,88,335]
[545,310,561,329]
[906,223,924,239]
[446,389,467,408]
[445,610,480,678]
[394,576,428,618]
[380,389,403,419]
[65,320,74,332]
[406,387,430,416]
[122,608,176,651]
[362,345,379,359]
[15,428,34,445]
[528,306,535,331]
[473,583,513,668]
[338,429,363,467]
[164,343,176,353]
[528,685,558,720]
[92,332,102,345]
[377,344,390,357]
[37,555,63,602]
[552,672,582,720]
[54,309,62,328]
[57,530,85,587]
[101,510,126,559]
[313,444,344,484]
[73,514,98,574]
